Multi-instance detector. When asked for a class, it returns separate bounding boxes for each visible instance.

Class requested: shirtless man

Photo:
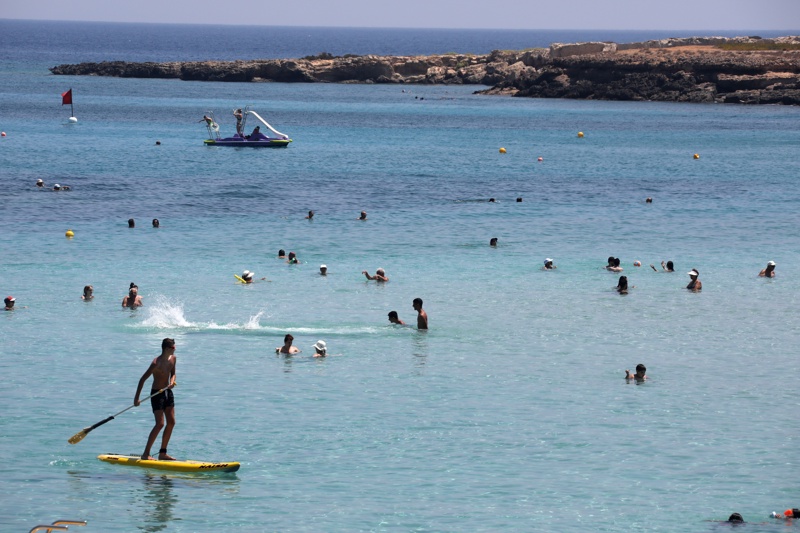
[759,261,776,278]
[134,338,177,460]
[625,364,647,382]
[413,298,428,330]
[276,334,301,355]
[363,268,388,282]
[388,311,405,325]
[122,284,143,307]
[687,269,702,292]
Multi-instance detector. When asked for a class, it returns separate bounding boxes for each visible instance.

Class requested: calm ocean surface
[1,20,800,532]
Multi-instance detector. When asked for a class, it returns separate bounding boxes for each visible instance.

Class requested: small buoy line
[495,132,700,163]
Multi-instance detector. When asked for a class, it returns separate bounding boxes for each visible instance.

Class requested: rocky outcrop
[50,53,519,85]
[49,36,800,105]
[483,45,800,104]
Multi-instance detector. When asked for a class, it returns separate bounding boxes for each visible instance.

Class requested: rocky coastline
[50,36,800,105]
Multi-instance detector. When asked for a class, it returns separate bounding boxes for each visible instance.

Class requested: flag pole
[70,88,74,118]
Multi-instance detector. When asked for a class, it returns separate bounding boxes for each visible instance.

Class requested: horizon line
[1,18,797,34]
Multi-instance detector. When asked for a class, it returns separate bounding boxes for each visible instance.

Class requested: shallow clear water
[1,20,800,532]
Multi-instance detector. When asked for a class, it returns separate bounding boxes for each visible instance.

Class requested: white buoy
[68,116,78,123]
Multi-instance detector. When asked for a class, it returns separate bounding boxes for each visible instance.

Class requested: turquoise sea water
[2,20,800,532]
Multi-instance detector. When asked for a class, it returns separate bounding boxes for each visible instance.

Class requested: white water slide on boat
[204,106,292,147]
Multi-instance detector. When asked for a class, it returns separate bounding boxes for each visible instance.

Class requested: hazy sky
[3,0,798,30]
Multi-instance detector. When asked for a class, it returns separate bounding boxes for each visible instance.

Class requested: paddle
[68,386,171,444]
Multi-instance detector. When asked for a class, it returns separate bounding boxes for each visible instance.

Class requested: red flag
[61,89,72,106]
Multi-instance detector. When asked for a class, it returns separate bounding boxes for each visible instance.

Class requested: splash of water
[207,311,266,330]
[137,300,380,335]
[140,295,195,329]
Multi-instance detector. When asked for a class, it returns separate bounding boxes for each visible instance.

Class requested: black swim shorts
[150,388,175,412]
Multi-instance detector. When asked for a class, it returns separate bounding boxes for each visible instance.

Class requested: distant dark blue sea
[1,19,796,66]
[1,18,800,533]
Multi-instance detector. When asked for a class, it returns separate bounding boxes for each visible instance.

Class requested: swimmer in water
[82,285,94,300]
[278,249,286,259]
[128,218,135,228]
[363,268,388,282]
[413,297,428,330]
[122,284,143,307]
[358,211,367,220]
[543,258,556,270]
[287,252,299,264]
[276,334,301,355]
[616,275,629,294]
[306,210,314,220]
[240,270,265,283]
[152,219,160,228]
[388,310,405,325]
[687,269,702,292]
[606,257,623,272]
[758,261,776,278]
[319,265,327,276]
[312,340,327,358]
[625,364,647,381]
[490,237,498,247]
[36,179,45,188]
[651,260,674,272]
[4,296,16,311]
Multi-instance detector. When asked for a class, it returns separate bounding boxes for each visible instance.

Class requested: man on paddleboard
[134,338,177,460]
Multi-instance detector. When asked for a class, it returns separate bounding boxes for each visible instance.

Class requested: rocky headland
[50,36,800,105]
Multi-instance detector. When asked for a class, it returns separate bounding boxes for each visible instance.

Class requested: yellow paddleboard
[98,454,240,473]
[234,274,248,283]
